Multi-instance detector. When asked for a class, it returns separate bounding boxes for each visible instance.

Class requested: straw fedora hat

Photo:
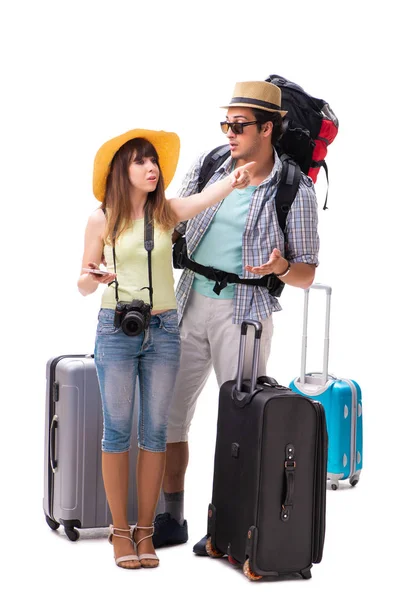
[221,81,287,117]
[93,128,180,202]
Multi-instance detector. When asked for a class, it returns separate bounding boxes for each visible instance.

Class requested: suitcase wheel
[45,515,60,531]
[205,537,224,558]
[330,481,339,491]
[349,475,359,487]
[243,559,262,581]
[300,568,312,580]
[65,527,80,542]
[228,555,240,566]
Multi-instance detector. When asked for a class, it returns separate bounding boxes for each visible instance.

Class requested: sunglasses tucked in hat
[221,81,287,117]
[93,128,180,202]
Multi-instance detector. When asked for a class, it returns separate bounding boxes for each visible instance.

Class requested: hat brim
[93,128,180,202]
[220,102,287,117]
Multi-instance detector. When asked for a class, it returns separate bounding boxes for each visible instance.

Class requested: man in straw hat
[153,81,319,554]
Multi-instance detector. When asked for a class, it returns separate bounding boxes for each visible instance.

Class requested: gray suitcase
[43,354,163,541]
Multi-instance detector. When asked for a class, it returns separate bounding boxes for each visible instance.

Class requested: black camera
[114,299,151,336]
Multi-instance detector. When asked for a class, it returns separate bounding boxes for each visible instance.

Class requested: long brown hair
[101,137,176,244]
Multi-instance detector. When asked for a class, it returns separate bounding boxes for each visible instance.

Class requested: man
[153,81,319,554]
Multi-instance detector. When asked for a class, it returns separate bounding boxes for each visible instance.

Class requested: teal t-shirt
[192,186,256,298]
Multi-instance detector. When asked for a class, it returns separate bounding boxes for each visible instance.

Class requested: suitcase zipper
[312,401,327,563]
[341,379,358,478]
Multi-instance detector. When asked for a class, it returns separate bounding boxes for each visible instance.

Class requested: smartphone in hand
[83,267,110,276]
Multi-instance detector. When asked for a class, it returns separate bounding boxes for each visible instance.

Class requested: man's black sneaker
[192,534,208,556]
[152,513,188,549]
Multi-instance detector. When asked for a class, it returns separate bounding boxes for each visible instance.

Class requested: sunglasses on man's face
[220,120,260,135]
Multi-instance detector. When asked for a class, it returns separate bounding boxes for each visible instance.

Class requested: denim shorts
[94,308,181,453]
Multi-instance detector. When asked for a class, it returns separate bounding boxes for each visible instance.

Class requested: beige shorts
[167,289,273,443]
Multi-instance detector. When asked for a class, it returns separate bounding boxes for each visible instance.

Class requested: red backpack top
[266,75,339,208]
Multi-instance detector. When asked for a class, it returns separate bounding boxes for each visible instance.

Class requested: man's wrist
[275,259,291,278]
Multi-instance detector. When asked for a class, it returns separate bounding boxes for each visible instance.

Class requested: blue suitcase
[289,284,363,490]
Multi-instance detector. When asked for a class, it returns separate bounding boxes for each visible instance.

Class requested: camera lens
[122,311,144,336]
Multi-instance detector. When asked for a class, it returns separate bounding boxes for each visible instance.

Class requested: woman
[77,128,253,570]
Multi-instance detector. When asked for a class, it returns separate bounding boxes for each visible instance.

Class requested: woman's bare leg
[102,451,140,568]
[134,448,166,565]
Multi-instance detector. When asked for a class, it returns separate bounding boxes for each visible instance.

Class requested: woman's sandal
[108,525,141,569]
[133,524,159,568]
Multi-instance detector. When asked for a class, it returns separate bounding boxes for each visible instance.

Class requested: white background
[2,1,399,597]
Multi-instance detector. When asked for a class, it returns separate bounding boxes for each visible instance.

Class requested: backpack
[266,74,339,207]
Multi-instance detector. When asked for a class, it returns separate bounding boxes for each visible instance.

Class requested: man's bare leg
[152,442,189,548]
[163,442,189,493]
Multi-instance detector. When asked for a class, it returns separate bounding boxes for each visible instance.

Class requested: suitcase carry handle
[50,415,58,473]
[236,319,262,394]
[257,375,290,390]
[300,284,332,385]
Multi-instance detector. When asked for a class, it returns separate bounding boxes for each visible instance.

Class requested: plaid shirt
[175,149,319,324]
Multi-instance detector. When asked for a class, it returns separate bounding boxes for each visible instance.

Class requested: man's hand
[245,248,287,276]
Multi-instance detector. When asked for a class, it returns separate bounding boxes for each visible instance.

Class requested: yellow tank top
[101,219,177,311]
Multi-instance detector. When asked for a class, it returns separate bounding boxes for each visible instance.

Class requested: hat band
[230,96,282,111]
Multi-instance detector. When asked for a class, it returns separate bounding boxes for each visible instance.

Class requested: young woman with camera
[77,129,253,570]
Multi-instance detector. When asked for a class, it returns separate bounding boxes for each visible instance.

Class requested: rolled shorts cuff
[101,443,131,454]
[167,426,189,444]
[138,444,167,453]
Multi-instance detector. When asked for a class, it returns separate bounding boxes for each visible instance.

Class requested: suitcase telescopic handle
[236,320,262,393]
[300,284,332,385]
[50,415,58,473]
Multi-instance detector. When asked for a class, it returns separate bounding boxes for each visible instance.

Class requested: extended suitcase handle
[309,283,332,294]
[236,319,262,394]
[300,284,332,385]
[50,415,58,473]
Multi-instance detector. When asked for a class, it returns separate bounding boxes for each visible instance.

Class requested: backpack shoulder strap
[275,154,301,236]
[312,159,329,210]
[197,145,230,192]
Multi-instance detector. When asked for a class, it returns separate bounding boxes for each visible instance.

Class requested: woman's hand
[230,161,256,189]
[169,161,256,222]
[86,262,116,285]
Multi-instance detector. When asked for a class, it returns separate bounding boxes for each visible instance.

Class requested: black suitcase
[206,320,328,581]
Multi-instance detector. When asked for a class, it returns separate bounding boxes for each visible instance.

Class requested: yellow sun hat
[93,128,180,202]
